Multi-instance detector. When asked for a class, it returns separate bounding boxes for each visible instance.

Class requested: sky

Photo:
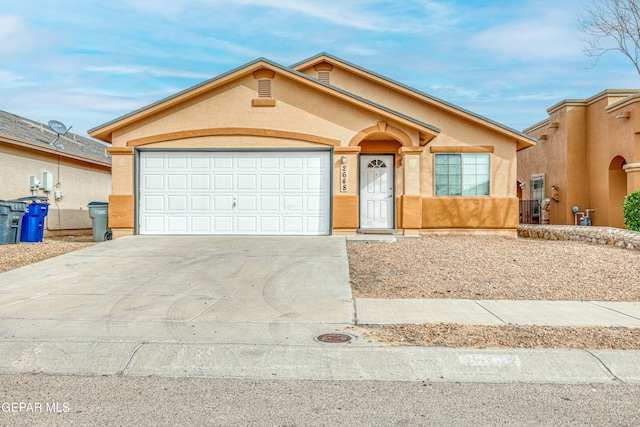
[1,0,638,138]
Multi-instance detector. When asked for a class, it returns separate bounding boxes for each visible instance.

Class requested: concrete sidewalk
[356,298,640,327]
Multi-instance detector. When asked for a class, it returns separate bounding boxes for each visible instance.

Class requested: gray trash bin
[0,200,27,245]
[87,202,110,242]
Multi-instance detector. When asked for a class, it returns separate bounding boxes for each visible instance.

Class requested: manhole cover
[315,333,353,343]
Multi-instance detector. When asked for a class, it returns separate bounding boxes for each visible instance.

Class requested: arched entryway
[349,122,424,232]
[609,156,627,228]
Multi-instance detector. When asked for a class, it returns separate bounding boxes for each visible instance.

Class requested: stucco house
[89,53,535,238]
[519,90,640,228]
[0,110,112,234]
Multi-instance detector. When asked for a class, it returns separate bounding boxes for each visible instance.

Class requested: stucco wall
[520,91,640,228]
[0,144,111,230]
[99,61,526,236]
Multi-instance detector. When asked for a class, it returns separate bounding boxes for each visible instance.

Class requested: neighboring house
[89,53,535,239]
[0,110,112,234]
[519,90,640,228]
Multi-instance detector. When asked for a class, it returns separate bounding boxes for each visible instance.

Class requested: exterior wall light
[341,155,347,164]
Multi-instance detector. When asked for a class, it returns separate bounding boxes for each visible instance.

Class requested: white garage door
[138,151,331,235]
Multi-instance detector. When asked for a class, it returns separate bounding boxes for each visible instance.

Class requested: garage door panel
[190,175,210,190]
[213,195,233,210]
[283,195,303,211]
[191,216,211,232]
[143,175,165,190]
[139,151,330,235]
[143,216,165,232]
[191,195,211,211]
[168,154,187,166]
[167,216,188,232]
[237,175,257,190]
[144,195,164,211]
[260,195,280,211]
[214,155,233,169]
[237,195,257,211]
[168,174,187,190]
[283,175,303,190]
[190,157,210,168]
[167,195,187,211]
[237,216,257,232]
[214,175,233,190]
[260,175,280,190]
[214,217,233,232]
[283,217,303,233]
[260,216,280,232]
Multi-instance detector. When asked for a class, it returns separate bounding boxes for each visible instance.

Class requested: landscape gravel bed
[0,235,97,273]
[347,235,640,301]
[362,323,640,350]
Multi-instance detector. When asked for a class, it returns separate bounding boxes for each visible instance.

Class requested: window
[530,175,544,202]
[367,159,387,168]
[435,153,490,196]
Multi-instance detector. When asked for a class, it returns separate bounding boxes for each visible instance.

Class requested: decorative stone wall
[518,225,640,251]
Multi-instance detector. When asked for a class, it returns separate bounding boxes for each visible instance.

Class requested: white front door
[359,154,394,229]
[138,150,331,235]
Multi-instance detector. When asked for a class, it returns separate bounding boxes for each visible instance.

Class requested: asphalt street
[0,375,638,426]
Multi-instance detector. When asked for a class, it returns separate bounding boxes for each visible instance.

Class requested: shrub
[623,190,640,231]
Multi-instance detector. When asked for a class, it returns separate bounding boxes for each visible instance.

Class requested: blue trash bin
[20,202,49,243]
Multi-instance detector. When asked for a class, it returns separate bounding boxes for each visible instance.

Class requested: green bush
[623,190,640,231]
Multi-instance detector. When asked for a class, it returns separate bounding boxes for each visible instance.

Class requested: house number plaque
[340,164,348,192]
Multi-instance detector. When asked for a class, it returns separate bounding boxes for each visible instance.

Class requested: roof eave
[292,52,536,147]
[89,56,441,144]
[0,134,112,168]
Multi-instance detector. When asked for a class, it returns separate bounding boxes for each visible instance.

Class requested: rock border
[518,225,640,251]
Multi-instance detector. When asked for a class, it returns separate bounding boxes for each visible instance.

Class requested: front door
[359,154,394,229]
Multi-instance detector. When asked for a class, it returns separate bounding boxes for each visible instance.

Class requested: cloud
[0,14,51,58]
[85,65,211,80]
[0,69,29,88]
[467,8,584,61]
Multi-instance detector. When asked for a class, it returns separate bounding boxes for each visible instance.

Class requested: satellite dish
[47,119,71,149]
[48,120,68,135]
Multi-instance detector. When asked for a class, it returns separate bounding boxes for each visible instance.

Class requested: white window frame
[530,174,545,202]
[434,153,491,197]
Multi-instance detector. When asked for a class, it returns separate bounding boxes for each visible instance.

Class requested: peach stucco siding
[519,90,640,228]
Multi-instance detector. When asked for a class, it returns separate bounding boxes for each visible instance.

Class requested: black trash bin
[19,197,50,243]
[0,200,27,245]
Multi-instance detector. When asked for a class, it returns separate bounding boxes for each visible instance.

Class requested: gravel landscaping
[362,324,640,350]
[347,235,640,301]
[0,235,97,273]
[348,235,640,349]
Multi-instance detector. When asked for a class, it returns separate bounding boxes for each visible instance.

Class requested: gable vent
[258,79,271,98]
[318,70,330,84]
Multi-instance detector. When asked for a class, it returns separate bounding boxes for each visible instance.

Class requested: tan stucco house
[89,53,535,238]
[0,110,112,233]
[519,90,640,228]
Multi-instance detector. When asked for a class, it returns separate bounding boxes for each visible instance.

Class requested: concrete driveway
[0,236,356,376]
